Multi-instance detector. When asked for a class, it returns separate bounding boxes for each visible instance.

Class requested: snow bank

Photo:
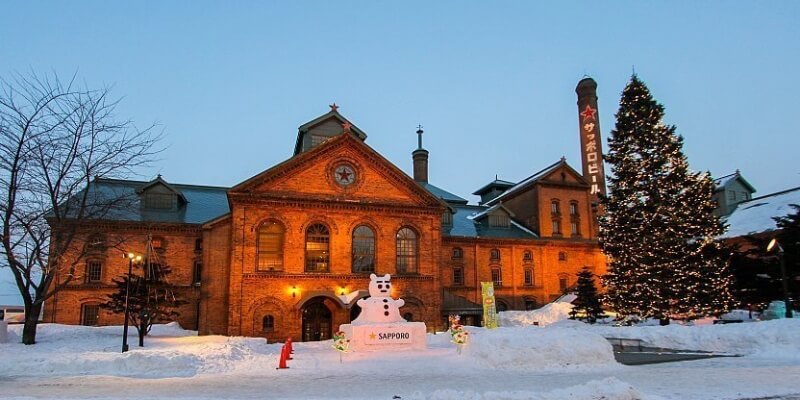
[408,377,643,400]
[462,325,617,370]
[587,318,800,357]
[498,302,574,327]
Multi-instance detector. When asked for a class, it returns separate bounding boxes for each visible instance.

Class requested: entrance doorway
[302,298,332,342]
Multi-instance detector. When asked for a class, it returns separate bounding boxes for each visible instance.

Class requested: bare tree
[0,71,160,344]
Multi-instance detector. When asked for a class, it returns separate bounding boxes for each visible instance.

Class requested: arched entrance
[301,298,332,342]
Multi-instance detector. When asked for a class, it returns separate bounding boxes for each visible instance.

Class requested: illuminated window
[396,227,418,274]
[151,237,164,250]
[81,304,100,326]
[305,223,330,273]
[352,225,375,273]
[258,221,284,272]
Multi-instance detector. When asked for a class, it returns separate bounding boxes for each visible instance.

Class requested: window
[742,192,749,200]
[551,200,560,214]
[490,248,501,261]
[192,261,203,286]
[396,227,418,274]
[195,238,203,252]
[403,312,413,322]
[151,237,164,250]
[146,263,163,282]
[86,234,105,252]
[552,220,561,235]
[305,223,330,273]
[453,266,464,286]
[442,212,453,226]
[728,191,736,201]
[523,250,532,263]
[489,214,510,228]
[558,251,567,261]
[262,315,274,332]
[569,201,579,216]
[451,247,463,260]
[559,276,569,292]
[491,268,502,287]
[524,269,533,286]
[86,261,102,283]
[258,221,284,272]
[352,225,376,273]
[144,192,176,209]
[571,221,579,236]
[81,304,100,326]
[524,298,538,311]
[496,300,508,312]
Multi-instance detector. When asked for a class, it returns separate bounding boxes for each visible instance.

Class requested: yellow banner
[481,282,498,329]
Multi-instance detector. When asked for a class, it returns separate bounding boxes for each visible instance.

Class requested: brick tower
[576,77,607,200]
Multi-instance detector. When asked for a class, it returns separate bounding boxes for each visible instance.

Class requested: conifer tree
[569,267,606,323]
[103,262,186,347]
[599,75,734,324]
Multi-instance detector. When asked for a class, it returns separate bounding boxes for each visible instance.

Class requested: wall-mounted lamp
[339,287,346,296]
[290,286,298,298]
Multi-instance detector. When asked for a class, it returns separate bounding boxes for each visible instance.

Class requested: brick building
[44,79,608,342]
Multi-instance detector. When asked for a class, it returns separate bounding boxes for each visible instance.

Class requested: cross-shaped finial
[329,103,339,112]
[416,124,424,149]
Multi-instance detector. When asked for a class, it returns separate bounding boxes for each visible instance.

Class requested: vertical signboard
[481,282,498,329]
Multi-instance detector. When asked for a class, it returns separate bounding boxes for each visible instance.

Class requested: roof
[78,178,230,225]
[420,183,468,205]
[441,291,483,314]
[714,171,757,193]
[293,110,367,155]
[721,186,800,238]
[472,178,516,196]
[471,202,516,220]
[444,204,538,239]
[484,158,586,206]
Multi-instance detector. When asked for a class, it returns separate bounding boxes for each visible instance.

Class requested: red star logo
[337,168,352,182]
[329,103,339,112]
[580,105,596,121]
[342,121,352,132]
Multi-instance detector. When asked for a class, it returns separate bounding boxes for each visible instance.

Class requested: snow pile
[588,318,800,357]
[409,377,643,400]
[498,301,574,327]
[462,325,617,370]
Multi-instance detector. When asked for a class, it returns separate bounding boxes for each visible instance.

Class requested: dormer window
[489,214,510,228]
[144,192,176,210]
[442,211,453,226]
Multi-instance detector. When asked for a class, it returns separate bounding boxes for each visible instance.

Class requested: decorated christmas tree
[600,75,734,325]
[569,267,606,323]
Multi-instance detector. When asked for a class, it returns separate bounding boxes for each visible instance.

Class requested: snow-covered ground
[1,318,799,399]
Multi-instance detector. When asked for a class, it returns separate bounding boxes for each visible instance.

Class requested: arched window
[403,312,413,322]
[305,223,330,272]
[452,247,463,260]
[524,268,534,286]
[262,315,275,332]
[396,227,418,274]
[569,201,579,216]
[258,221,284,272]
[490,248,501,261]
[496,300,509,312]
[491,267,502,287]
[352,225,375,273]
[523,250,532,263]
[550,200,560,215]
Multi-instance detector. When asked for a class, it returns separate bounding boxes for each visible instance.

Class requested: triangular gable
[232,132,446,209]
[293,110,367,155]
[137,176,187,203]
[472,202,516,221]
[485,159,588,206]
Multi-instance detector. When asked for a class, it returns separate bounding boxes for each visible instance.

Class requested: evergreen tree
[771,205,800,312]
[599,75,734,325]
[569,267,606,323]
[103,262,186,347]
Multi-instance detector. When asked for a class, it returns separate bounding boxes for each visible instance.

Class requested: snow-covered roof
[713,170,756,193]
[721,186,800,238]
[483,159,563,205]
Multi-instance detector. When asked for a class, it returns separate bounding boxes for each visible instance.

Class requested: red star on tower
[329,103,339,112]
[342,121,352,133]
[580,105,597,121]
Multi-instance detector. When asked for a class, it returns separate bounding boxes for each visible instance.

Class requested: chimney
[576,77,607,198]
[412,125,429,183]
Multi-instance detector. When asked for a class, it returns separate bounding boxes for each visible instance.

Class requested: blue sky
[1,2,798,304]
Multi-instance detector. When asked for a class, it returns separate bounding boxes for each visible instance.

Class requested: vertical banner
[481,282,498,329]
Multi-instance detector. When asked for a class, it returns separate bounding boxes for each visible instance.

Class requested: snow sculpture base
[0,321,7,343]
[340,322,427,352]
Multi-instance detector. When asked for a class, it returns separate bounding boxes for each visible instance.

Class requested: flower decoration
[332,331,350,353]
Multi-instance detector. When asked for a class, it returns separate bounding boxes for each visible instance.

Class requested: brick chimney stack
[412,125,429,183]
[576,77,607,198]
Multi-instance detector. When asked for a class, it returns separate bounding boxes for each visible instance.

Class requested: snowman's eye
[386,284,391,288]
[378,284,383,289]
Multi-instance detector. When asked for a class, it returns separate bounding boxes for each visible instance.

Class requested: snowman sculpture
[351,273,406,325]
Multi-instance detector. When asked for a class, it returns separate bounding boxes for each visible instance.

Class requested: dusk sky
[1,1,799,304]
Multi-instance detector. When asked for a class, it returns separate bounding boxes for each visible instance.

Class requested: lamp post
[122,252,142,352]
[767,238,793,319]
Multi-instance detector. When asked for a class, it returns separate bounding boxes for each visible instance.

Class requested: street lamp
[767,238,793,319]
[122,252,142,352]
